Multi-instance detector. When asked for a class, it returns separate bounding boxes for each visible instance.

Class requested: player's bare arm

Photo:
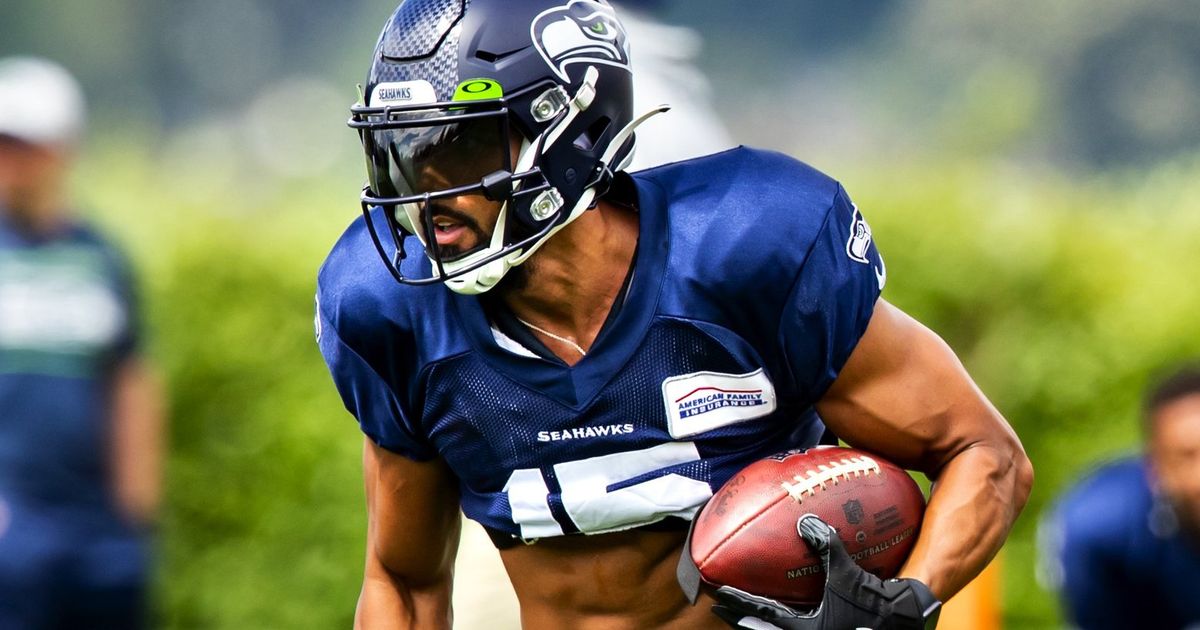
[814,299,1035,600]
[109,356,166,528]
[358,440,461,630]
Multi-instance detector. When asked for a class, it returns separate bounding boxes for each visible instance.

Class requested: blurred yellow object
[939,555,1001,630]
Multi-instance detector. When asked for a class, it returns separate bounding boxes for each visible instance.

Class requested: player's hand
[710,515,941,630]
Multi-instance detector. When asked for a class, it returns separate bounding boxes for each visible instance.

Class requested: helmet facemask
[351,82,560,293]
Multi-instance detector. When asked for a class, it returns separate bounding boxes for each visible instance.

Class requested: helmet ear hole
[573,116,612,151]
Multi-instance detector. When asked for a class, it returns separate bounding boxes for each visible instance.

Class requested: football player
[0,57,163,629]
[315,1,1033,628]
[446,4,735,627]
[1041,365,1200,629]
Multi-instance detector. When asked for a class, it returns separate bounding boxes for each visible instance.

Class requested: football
[687,446,926,606]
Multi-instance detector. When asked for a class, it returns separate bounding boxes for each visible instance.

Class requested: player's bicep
[814,299,1016,476]
[363,438,461,586]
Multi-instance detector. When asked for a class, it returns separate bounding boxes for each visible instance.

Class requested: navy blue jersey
[316,147,885,540]
[1041,457,1200,630]
[0,214,139,507]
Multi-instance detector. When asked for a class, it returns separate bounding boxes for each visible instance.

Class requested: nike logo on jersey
[537,423,635,442]
[874,256,887,290]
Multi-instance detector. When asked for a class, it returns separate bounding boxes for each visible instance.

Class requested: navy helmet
[350,0,665,294]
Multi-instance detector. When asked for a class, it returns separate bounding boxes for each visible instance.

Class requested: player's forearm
[109,357,165,528]
[898,439,1033,601]
[356,560,453,630]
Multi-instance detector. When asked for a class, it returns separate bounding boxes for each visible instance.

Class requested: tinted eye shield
[350,99,532,198]
[348,98,554,285]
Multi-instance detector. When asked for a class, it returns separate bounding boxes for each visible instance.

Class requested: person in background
[1041,364,1200,630]
[0,57,164,630]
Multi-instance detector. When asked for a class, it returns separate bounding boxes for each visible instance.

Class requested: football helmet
[349,0,665,294]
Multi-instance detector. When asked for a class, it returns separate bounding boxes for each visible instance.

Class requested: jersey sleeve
[315,296,436,461]
[777,184,884,403]
[87,230,141,363]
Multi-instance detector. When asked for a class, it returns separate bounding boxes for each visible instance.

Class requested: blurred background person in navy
[0,57,164,630]
[1040,364,1200,630]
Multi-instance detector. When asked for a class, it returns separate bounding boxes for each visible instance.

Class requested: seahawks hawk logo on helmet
[531,0,631,82]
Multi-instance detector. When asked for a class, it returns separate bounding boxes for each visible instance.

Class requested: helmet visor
[362,110,509,201]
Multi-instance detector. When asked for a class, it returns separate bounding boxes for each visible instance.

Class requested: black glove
[709,515,941,630]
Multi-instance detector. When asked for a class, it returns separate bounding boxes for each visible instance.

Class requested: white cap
[0,57,86,146]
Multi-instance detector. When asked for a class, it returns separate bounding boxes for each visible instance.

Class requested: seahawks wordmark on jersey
[317,147,884,540]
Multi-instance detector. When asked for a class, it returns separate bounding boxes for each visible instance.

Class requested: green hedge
[150,220,363,629]
[84,147,1200,628]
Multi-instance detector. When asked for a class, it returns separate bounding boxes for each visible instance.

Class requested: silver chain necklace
[515,316,587,357]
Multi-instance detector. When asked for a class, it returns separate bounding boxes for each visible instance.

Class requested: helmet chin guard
[350,0,662,294]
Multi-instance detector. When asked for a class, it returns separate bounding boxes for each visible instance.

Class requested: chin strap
[542,66,601,153]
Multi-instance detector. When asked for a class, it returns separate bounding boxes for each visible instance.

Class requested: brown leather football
[688,446,926,606]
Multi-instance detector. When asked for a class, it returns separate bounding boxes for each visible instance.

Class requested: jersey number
[503,441,713,538]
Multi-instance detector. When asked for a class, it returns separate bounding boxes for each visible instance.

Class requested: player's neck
[496,199,639,362]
